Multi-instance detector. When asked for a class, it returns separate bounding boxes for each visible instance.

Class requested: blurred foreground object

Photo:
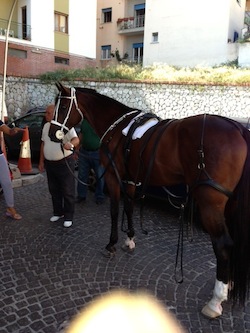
[67,290,185,333]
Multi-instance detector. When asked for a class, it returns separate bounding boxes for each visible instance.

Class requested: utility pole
[1,0,18,156]
[1,0,18,121]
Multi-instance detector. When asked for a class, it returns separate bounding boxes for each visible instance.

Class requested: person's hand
[64,142,74,151]
[38,162,45,173]
[10,127,24,135]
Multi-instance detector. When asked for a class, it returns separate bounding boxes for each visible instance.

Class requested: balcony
[117,15,144,35]
[0,18,31,41]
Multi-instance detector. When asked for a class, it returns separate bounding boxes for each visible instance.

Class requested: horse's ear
[56,81,68,93]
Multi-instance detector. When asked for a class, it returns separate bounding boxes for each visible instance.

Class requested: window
[101,45,111,60]
[133,43,143,63]
[233,31,239,42]
[8,48,27,59]
[102,8,112,23]
[152,32,158,43]
[55,56,69,65]
[55,12,68,33]
[22,6,27,39]
[134,4,145,27]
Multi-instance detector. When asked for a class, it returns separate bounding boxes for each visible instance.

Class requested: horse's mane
[76,87,135,112]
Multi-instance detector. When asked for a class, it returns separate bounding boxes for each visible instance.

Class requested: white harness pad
[122,114,159,139]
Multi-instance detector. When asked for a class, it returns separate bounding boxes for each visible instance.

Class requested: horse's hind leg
[122,184,136,251]
[201,233,233,318]
[196,194,233,318]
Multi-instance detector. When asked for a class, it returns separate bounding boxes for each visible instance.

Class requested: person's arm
[63,136,80,151]
[75,132,82,150]
[0,124,24,136]
[63,128,80,151]
[38,141,45,172]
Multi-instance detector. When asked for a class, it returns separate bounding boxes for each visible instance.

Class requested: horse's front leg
[122,184,136,251]
[105,195,120,255]
[104,176,121,256]
[201,233,233,318]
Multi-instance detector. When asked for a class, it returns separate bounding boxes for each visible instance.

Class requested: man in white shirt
[39,104,79,227]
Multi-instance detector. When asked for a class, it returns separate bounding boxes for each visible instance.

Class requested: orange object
[17,126,33,174]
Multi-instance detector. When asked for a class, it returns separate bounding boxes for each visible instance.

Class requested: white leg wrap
[125,237,136,250]
[202,279,228,318]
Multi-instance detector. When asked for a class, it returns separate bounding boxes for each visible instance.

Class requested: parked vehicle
[4,108,81,162]
[4,110,46,161]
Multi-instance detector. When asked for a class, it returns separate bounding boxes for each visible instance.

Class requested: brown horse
[49,83,250,319]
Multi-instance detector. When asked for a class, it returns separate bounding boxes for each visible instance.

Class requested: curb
[9,163,44,188]
[15,173,44,188]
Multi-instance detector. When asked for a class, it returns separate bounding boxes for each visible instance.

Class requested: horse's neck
[91,106,132,137]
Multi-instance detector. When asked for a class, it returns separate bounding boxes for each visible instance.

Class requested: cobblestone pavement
[1,174,250,333]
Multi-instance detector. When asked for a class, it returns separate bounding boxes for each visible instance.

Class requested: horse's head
[49,82,83,142]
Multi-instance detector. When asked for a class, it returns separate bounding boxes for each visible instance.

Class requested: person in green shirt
[76,119,105,204]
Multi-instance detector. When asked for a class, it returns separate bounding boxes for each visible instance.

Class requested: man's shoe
[64,220,72,227]
[50,215,64,222]
[75,197,86,203]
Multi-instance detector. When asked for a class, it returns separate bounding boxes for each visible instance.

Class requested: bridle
[52,87,103,187]
[52,87,83,140]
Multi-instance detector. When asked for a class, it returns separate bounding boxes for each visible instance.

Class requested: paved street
[1,174,250,333]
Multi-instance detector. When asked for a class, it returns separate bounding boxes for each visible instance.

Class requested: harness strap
[138,119,176,197]
[192,179,233,198]
[100,110,141,143]
[193,114,233,198]
[123,113,160,179]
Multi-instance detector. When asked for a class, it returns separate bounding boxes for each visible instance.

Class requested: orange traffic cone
[18,126,33,174]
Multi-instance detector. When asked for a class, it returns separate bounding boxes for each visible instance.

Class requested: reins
[59,143,107,187]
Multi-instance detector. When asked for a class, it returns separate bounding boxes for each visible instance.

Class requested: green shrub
[39,64,250,85]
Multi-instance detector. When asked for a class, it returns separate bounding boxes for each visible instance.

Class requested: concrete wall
[2,77,250,120]
[238,43,250,67]
[69,0,97,58]
[143,0,246,67]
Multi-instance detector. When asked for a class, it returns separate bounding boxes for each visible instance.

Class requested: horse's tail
[228,126,250,304]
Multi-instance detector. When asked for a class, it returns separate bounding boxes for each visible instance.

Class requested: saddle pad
[122,116,159,139]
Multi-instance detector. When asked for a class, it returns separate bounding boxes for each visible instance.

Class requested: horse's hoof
[201,304,222,319]
[121,244,135,253]
[102,245,116,258]
[101,249,116,258]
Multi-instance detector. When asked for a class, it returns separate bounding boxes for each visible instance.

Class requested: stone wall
[2,77,250,120]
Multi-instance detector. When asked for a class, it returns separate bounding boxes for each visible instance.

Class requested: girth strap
[192,179,233,198]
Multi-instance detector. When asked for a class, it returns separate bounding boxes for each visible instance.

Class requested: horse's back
[139,114,248,189]
[177,114,247,183]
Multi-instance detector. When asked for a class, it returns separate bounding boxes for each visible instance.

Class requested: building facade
[0,0,97,77]
[96,0,247,68]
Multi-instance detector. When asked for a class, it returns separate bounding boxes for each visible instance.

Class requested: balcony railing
[0,18,31,41]
[117,15,145,31]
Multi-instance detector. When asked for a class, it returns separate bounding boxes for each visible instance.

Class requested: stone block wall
[2,77,250,120]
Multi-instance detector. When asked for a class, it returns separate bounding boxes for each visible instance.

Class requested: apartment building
[96,0,247,68]
[0,0,97,77]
